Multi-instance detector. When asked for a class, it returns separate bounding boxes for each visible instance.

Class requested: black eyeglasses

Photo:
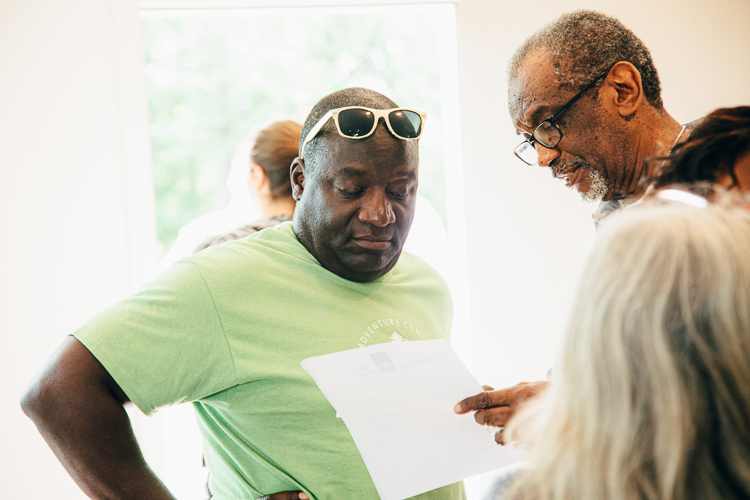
[300,106,426,160]
[514,68,610,165]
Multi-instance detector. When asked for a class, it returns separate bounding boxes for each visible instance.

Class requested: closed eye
[337,187,365,198]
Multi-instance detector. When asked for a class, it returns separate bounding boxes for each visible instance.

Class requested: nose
[358,191,396,227]
[535,143,561,168]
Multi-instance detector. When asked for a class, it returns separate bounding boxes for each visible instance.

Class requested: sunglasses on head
[299,106,426,160]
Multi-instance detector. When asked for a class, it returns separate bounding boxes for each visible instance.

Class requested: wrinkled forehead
[507,52,568,132]
[319,123,418,174]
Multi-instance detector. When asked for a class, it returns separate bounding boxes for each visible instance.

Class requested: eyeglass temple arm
[299,110,335,160]
[545,68,611,123]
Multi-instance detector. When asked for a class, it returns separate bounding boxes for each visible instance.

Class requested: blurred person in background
[652,105,750,194]
[155,119,302,274]
[493,201,750,500]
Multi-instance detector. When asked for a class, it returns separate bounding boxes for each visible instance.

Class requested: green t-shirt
[73,222,464,500]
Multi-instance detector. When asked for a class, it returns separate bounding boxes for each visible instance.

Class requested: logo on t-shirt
[356,317,426,348]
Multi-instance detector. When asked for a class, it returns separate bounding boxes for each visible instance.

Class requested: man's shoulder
[184,222,313,281]
[193,214,294,253]
[192,221,300,260]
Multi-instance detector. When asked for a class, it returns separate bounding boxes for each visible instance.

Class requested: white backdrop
[2,0,750,498]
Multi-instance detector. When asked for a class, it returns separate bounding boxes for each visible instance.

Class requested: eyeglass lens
[338,109,375,137]
[337,108,422,139]
[514,120,563,165]
[534,121,562,148]
[388,110,422,138]
[515,141,538,165]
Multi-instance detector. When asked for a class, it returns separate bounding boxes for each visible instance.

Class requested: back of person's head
[654,106,750,189]
[252,120,302,200]
[505,202,750,500]
[299,87,399,172]
[507,9,663,109]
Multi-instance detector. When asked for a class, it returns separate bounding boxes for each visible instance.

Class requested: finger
[494,428,505,446]
[260,491,309,500]
[481,385,495,392]
[455,388,511,413]
[474,406,515,427]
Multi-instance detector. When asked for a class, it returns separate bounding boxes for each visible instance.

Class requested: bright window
[143,5,453,255]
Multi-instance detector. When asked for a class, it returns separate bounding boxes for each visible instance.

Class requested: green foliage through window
[142,9,447,256]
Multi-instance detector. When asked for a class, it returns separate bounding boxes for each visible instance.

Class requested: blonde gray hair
[505,202,750,499]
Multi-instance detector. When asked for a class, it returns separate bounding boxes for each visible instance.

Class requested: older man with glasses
[509,10,702,224]
[455,9,703,442]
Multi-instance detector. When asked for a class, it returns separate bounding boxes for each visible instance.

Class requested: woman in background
[156,119,301,272]
[500,201,750,500]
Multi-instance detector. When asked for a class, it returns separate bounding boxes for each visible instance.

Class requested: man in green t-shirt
[22,88,464,500]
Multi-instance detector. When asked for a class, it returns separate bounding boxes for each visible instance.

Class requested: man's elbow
[21,379,44,420]
[21,374,61,424]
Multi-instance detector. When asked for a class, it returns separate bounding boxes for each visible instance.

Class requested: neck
[260,196,296,218]
[610,109,682,201]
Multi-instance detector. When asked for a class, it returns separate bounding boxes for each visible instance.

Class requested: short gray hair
[508,10,663,109]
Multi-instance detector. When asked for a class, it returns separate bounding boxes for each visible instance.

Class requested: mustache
[550,157,593,178]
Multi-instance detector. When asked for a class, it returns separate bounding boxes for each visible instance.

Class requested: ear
[605,61,644,119]
[248,164,268,193]
[290,157,306,201]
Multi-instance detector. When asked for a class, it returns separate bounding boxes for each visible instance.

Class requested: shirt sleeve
[73,259,237,416]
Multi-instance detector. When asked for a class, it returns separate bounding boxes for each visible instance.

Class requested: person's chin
[341,249,401,278]
[575,168,608,203]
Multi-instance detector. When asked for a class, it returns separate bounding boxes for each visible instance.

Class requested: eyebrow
[514,105,554,136]
[339,166,366,178]
[527,105,555,128]
[338,166,417,180]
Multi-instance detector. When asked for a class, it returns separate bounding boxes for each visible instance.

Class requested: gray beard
[580,166,608,203]
[551,157,609,203]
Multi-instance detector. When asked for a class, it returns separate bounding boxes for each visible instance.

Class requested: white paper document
[300,339,525,500]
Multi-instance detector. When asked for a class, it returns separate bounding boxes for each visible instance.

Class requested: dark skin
[22,119,416,499]
[508,49,682,202]
[291,122,418,283]
[21,337,176,499]
[21,338,308,500]
[454,382,549,445]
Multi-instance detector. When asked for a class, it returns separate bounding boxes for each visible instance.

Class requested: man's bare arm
[21,336,176,499]
[22,337,310,500]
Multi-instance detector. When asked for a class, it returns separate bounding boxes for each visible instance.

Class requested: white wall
[454,0,750,472]
[2,0,750,498]
[0,0,155,497]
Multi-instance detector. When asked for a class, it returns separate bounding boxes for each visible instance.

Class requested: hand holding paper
[301,340,524,500]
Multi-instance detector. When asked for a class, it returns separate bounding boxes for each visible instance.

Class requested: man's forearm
[21,337,175,500]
